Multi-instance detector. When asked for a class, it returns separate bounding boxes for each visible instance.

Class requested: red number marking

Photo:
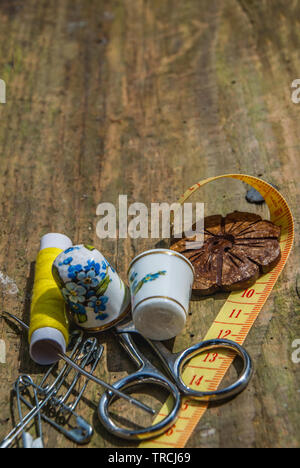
[229,309,242,319]
[189,375,204,386]
[217,329,232,339]
[242,288,255,298]
[166,424,176,436]
[203,352,218,363]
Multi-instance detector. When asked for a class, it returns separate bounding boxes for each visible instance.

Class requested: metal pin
[1,311,155,415]
[15,375,44,448]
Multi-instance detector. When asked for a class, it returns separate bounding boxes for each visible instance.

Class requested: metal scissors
[98,319,253,440]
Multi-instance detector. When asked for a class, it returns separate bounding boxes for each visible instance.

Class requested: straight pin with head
[1,311,155,416]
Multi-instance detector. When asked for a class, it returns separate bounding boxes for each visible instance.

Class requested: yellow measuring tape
[139,174,294,448]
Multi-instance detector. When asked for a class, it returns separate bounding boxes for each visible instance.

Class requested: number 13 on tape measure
[139,174,294,448]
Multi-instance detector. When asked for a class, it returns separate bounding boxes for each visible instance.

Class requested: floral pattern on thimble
[52,245,114,324]
[129,270,167,296]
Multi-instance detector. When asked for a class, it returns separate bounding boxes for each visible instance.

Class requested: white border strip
[0,339,6,363]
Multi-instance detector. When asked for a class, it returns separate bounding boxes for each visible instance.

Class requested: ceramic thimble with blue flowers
[52,245,130,331]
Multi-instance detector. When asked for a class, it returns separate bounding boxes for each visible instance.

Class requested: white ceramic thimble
[128,249,194,340]
[52,245,130,331]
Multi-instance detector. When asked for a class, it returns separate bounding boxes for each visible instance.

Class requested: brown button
[171,211,281,295]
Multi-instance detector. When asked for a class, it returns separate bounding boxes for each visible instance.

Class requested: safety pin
[1,312,155,414]
[51,338,98,408]
[14,376,94,445]
[0,321,100,447]
[68,345,103,413]
[44,338,100,416]
[25,341,103,440]
[38,330,84,396]
[0,376,62,448]
[15,375,43,448]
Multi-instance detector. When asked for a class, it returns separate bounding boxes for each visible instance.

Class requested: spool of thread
[29,233,73,365]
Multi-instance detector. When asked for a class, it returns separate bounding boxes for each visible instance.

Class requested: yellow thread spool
[29,234,72,365]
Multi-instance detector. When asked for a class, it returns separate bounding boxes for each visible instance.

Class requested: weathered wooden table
[0,0,299,448]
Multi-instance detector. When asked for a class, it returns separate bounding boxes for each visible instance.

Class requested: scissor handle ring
[174,338,253,401]
[98,371,181,441]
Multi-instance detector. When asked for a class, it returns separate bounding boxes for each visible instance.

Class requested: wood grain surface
[0,0,299,448]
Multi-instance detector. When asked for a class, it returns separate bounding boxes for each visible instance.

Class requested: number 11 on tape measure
[139,174,294,448]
